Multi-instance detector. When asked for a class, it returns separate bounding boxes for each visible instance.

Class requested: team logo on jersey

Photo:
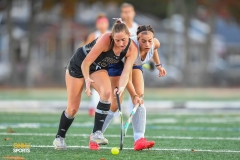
[97,57,119,67]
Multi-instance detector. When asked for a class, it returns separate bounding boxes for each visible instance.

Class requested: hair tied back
[113,18,124,24]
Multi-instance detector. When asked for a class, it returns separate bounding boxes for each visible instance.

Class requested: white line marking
[0,122,94,129]
[147,118,177,124]
[186,101,240,109]
[1,123,240,131]
[147,117,240,124]
[185,117,240,123]
[0,133,239,141]
[1,145,240,153]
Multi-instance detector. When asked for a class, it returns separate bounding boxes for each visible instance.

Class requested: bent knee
[99,89,111,101]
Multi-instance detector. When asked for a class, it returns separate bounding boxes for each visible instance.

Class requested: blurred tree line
[1,0,240,87]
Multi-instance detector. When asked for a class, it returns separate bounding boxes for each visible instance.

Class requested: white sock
[132,104,146,142]
[114,111,119,117]
[102,110,115,133]
[90,89,100,109]
[127,96,133,115]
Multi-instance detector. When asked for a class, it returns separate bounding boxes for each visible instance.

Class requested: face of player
[113,32,130,50]
[96,21,109,33]
[121,6,135,22]
[138,31,154,52]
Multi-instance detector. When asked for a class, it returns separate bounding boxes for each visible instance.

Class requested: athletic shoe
[90,130,108,145]
[89,141,99,150]
[89,108,95,117]
[53,135,67,150]
[146,140,155,149]
[134,138,155,151]
[89,130,108,150]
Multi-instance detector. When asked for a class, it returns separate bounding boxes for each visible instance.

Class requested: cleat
[146,140,155,149]
[53,135,67,150]
[134,138,155,151]
[134,138,146,151]
[89,141,100,150]
[90,130,108,145]
[89,130,108,150]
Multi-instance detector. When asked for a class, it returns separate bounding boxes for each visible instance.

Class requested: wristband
[155,63,162,67]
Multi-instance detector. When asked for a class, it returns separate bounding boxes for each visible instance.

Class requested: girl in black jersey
[53,18,141,150]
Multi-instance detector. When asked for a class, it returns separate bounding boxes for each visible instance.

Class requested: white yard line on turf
[1,123,240,132]
[147,117,240,124]
[185,117,240,123]
[1,145,240,153]
[0,133,240,141]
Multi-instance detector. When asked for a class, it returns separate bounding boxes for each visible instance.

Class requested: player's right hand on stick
[85,78,94,97]
[115,87,124,97]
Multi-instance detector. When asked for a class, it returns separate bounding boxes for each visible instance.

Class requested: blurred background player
[85,13,110,116]
[120,3,138,37]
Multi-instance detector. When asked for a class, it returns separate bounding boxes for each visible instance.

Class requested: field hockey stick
[115,88,124,150]
[124,103,140,136]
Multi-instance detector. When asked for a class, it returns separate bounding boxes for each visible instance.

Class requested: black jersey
[83,37,131,69]
[67,37,131,78]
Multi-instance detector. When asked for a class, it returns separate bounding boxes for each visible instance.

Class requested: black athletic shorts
[66,47,107,78]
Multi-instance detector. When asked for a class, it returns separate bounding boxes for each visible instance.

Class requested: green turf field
[1,88,240,101]
[0,112,240,160]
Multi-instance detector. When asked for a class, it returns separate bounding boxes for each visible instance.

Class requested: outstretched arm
[126,70,142,105]
[117,41,138,96]
[153,38,167,77]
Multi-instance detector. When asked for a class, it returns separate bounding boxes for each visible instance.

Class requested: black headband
[137,25,154,35]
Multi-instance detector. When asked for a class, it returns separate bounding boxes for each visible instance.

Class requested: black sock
[92,101,110,133]
[56,111,74,138]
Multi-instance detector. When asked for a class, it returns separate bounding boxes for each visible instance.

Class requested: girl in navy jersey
[102,25,167,151]
[53,19,140,151]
